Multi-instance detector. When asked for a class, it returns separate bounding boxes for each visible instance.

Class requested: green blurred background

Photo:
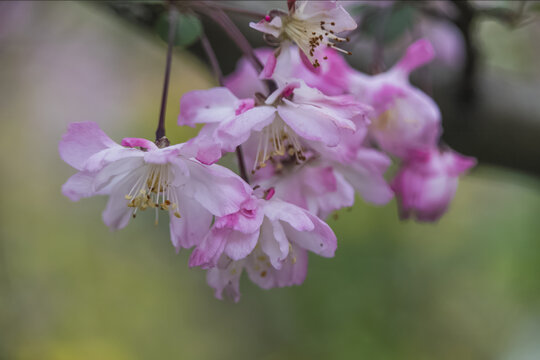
[1,2,540,359]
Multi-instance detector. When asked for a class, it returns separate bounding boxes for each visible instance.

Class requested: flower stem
[203,8,263,72]
[200,7,277,93]
[235,146,249,183]
[199,26,250,183]
[199,29,223,85]
[156,7,178,142]
[198,1,266,19]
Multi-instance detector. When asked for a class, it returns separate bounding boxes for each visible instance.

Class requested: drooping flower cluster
[59,0,475,302]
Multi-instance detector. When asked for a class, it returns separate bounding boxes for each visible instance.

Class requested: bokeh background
[1,1,540,359]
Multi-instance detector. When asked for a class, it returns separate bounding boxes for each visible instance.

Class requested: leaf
[529,2,540,13]
[361,5,416,44]
[156,12,202,47]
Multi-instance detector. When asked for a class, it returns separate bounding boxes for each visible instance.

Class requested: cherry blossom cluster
[59,0,475,302]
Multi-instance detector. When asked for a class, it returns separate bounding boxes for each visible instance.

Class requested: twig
[155,6,178,142]
[199,1,266,19]
[235,146,249,183]
[202,7,263,73]
[197,6,277,94]
[199,29,223,85]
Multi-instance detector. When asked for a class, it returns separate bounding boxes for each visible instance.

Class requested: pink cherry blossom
[59,122,251,251]
[190,193,336,268]
[265,162,355,219]
[189,192,337,301]
[179,80,370,170]
[348,39,442,158]
[206,243,308,302]
[391,148,476,222]
[250,144,393,219]
[301,123,394,210]
[250,1,357,68]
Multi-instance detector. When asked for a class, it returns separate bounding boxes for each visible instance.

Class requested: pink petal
[446,151,476,176]
[59,122,119,171]
[206,261,243,302]
[265,81,301,105]
[394,38,435,76]
[182,131,223,165]
[260,219,289,269]
[189,228,228,269]
[169,192,213,251]
[93,157,144,193]
[298,2,357,33]
[263,199,314,232]
[338,149,394,205]
[224,229,260,261]
[224,52,270,98]
[214,198,264,234]
[311,170,355,219]
[299,48,321,74]
[274,245,308,287]
[101,182,133,231]
[61,171,96,201]
[245,249,277,290]
[178,87,239,127]
[218,106,277,151]
[83,147,142,173]
[121,138,158,151]
[281,210,337,258]
[259,53,277,79]
[277,102,341,146]
[183,160,251,217]
[304,166,338,193]
[249,17,282,38]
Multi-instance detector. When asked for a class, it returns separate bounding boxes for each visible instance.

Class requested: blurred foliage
[358,4,416,44]
[1,2,540,360]
[155,11,202,48]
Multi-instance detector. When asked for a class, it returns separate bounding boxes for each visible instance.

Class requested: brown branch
[156,6,178,142]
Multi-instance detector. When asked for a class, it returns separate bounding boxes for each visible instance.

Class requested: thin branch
[198,1,266,19]
[201,7,263,73]
[199,29,223,85]
[235,146,249,183]
[156,6,178,143]
[195,6,277,94]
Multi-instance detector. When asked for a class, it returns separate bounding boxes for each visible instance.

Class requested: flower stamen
[252,116,306,173]
[282,17,351,67]
[125,164,181,224]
